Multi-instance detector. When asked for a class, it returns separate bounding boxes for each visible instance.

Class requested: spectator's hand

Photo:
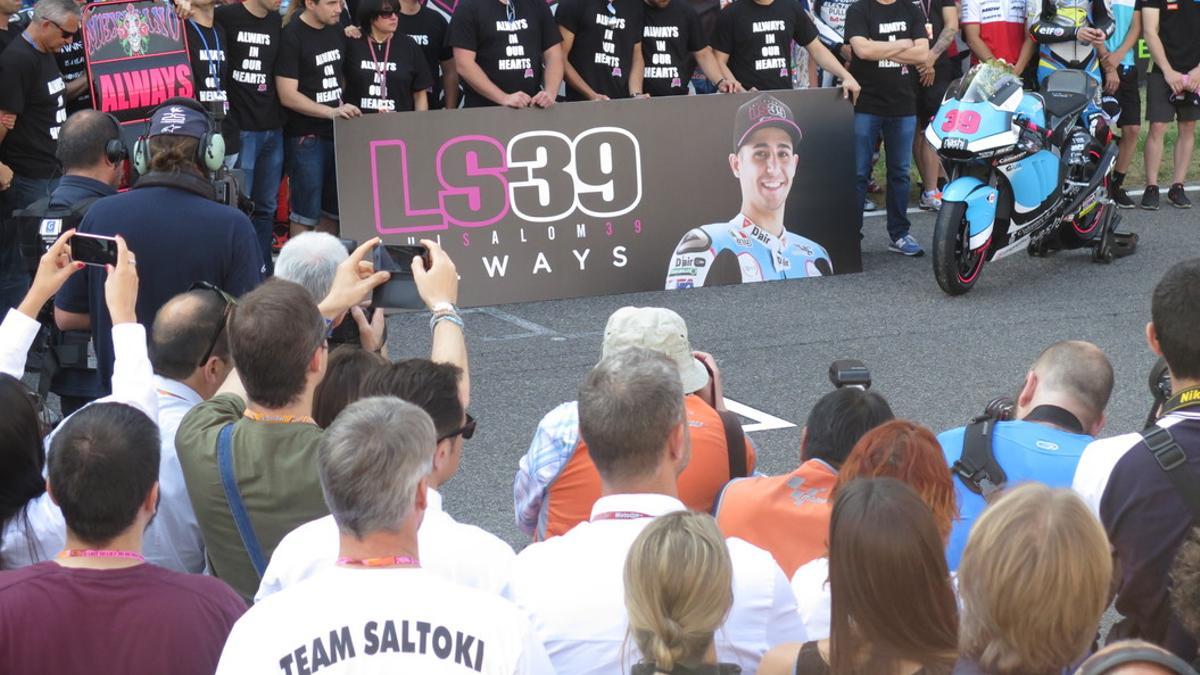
[331,103,362,119]
[318,237,391,319]
[918,61,935,86]
[633,93,650,99]
[352,305,387,354]
[717,78,742,93]
[171,0,196,19]
[840,74,862,105]
[17,229,83,319]
[0,114,14,131]
[839,44,852,63]
[692,351,726,412]
[1189,66,1200,92]
[590,93,611,102]
[1101,51,1119,72]
[531,91,556,108]
[1077,27,1105,46]
[1104,66,1119,94]
[1165,69,1187,95]
[344,25,362,39]
[104,236,139,326]
[0,162,12,191]
[412,238,458,308]
[501,92,532,108]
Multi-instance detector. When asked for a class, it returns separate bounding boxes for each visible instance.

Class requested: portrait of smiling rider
[665,93,833,290]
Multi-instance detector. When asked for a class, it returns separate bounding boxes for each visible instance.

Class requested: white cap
[601,307,710,394]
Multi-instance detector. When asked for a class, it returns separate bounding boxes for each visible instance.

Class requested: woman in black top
[344,0,433,112]
[759,478,959,675]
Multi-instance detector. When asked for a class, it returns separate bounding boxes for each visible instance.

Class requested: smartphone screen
[378,245,429,275]
[71,234,119,267]
[371,244,428,309]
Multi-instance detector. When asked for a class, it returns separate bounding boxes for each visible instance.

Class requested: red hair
[835,420,958,541]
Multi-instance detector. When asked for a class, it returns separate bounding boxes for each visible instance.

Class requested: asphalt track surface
[383,200,1200,550]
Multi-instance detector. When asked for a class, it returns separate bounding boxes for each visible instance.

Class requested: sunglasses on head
[188,281,236,369]
[438,412,476,442]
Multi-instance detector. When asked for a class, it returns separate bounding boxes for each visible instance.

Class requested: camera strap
[133,170,217,201]
[1140,387,1200,523]
[952,414,1009,501]
[1022,404,1084,434]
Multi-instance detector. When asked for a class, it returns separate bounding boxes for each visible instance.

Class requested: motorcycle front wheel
[933,201,988,295]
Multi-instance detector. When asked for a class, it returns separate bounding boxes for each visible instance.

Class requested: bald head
[150,290,230,381]
[1029,341,1113,429]
[56,110,122,173]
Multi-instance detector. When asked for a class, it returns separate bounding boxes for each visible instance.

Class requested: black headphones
[103,113,128,165]
[133,97,225,174]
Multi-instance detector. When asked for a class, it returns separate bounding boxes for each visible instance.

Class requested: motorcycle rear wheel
[933,201,987,295]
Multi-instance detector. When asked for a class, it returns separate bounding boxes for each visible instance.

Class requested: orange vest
[715,459,837,577]
[539,396,756,541]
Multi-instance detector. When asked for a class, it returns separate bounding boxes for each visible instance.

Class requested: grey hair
[274,232,348,302]
[317,396,436,538]
[33,0,80,23]
[579,347,685,483]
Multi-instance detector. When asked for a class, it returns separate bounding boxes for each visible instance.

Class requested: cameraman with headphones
[11,110,127,414]
[937,340,1114,572]
[54,98,263,398]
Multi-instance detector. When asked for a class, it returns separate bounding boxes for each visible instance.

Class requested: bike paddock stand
[1092,211,1138,263]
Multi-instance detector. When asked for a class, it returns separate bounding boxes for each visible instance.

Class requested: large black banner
[336,89,860,307]
[84,0,194,125]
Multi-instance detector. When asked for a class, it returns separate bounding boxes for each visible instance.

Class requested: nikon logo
[1181,389,1200,403]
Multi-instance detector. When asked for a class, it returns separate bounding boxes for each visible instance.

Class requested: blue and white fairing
[925,64,1061,253]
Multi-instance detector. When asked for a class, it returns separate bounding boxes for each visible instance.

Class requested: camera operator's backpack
[10,196,102,270]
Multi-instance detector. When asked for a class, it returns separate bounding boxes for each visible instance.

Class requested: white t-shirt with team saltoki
[216,565,555,674]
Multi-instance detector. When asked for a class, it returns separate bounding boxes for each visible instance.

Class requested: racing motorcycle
[925,62,1137,295]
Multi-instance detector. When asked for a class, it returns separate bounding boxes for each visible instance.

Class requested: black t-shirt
[56,32,89,114]
[1141,0,1200,72]
[448,0,563,107]
[556,0,645,99]
[276,18,347,139]
[186,20,242,155]
[844,0,925,115]
[0,37,65,178]
[642,0,706,96]
[0,26,16,54]
[711,0,818,91]
[343,36,433,112]
[397,6,453,108]
[215,3,284,131]
[909,0,950,67]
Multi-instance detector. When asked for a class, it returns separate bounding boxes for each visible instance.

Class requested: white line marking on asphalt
[723,398,796,432]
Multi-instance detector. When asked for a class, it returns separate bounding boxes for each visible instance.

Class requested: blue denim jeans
[0,175,58,311]
[854,113,917,241]
[285,135,338,228]
[236,128,284,274]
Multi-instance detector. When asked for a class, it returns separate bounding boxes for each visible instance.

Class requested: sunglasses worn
[439,412,476,442]
[189,281,236,369]
[47,18,75,40]
[376,10,397,18]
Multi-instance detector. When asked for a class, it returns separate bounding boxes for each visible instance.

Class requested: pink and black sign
[84,0,195,125]
[336,90,862,307]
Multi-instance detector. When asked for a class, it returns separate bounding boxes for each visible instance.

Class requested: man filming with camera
[54,98,263,398]
[11,110,127,414]
[938,340,1113,572]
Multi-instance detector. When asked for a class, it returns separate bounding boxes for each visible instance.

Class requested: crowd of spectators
[0,0,1199,671]
[2,176,1200,673]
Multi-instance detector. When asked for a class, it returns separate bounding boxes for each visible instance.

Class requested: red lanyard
[337,556,419,567]
[59,549,145,562]
[243,409,317,426]
[591,511,654,522]
[368,36,393,101]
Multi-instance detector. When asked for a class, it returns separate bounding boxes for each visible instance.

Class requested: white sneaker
[864,198,879,212]
[919,190,942,211]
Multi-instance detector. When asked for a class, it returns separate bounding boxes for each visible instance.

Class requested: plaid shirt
[513,401,581,539]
